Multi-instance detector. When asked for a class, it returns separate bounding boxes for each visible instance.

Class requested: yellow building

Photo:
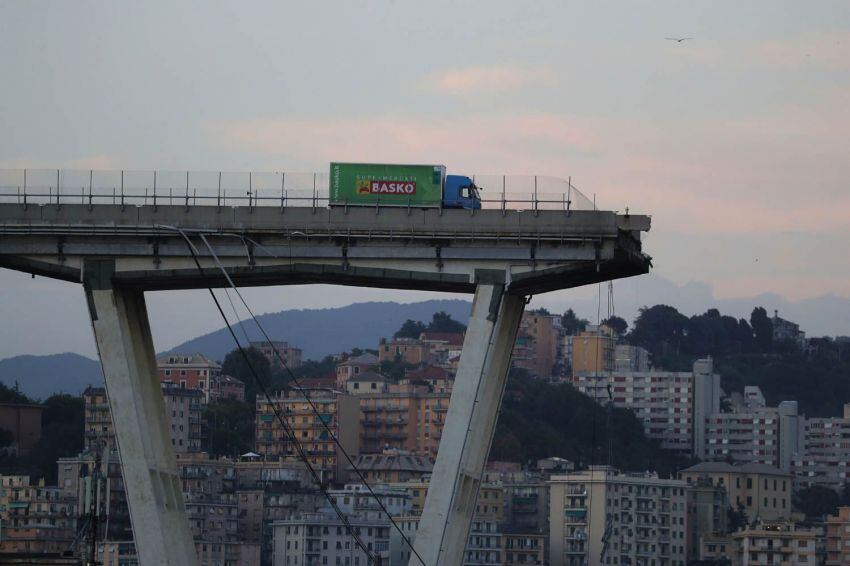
[731,521,817,565]
[255,390,360,483]
[679,462,791,522]
[571,325,615,375]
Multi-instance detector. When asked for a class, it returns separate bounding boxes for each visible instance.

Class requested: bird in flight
[665,37,692,43]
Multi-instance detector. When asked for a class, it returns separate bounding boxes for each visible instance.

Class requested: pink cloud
[426,66,557,95]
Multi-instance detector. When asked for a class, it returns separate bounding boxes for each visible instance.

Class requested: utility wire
[177,231,379,565]
[193,232,427,566]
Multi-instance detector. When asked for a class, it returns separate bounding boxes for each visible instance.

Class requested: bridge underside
[0,203,650,566]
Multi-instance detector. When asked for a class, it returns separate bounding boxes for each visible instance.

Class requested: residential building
[704,401,801,471]
[359,392,450,458]
[548,466,689,566]
[793,402,850,490]
[379,337,428,365]
[157,353,223,402]
[517,311,561,377]
[731,521,817,565]
[502,529,545,565]
[825,506,850,565]
[401,365,454,394]
[161,384,204,453]
[345,372,389,395]
[419,332,465,367]
[212,374,246,403]
[83,386,114,452]
[346,450,433,484]
[614,344,650,373]
[571,325,615,375]
[250,340,303,370]
[571,358,721,456]
[685,477,729,562]
[255,390,361,484]
[0,403,43,455]
[336,353,379,389]
[329,483,412,520]
[771,310,806,345]
[0,476,77,555]
[272,513,392,565]
[679,462,791,522]
[503,480,549,536]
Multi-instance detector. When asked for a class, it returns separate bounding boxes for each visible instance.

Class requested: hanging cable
[194,232,428,566]
[177,231,379,565]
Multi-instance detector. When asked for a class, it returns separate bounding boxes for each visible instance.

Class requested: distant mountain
[165,299,473,362]
[0,353,102,401]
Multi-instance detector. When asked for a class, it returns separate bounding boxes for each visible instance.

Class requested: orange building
[359,392,450,458]
[517,311,561,377]
[255,390,360,484]
[826,506,850,565]
[571,324,616,375]
[378,338,428,365]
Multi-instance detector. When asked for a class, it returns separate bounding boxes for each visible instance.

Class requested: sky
[1,1,849,358]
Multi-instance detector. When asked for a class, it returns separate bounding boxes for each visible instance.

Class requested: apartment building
[684,477,728,563]
[0,475,77,554]
[825,506,850,565]
[503,529,546,565]
[572,358,721,456]
[272,513,392,565]
[250,340,303,370]
[162,384,204,453]
[704,401,801,471]
[516,311,562,377]
[679,462,791,522]
[347,450,433,484]
[336,353,379,389]
[157,353,222,401]
[255,390,361,484]
[793,403,850,490]
[731,521,817,565]
[359,391,450,458]
[571,325,616,375]
[548,466,688,566]
[614,344,651,373]
[83,386,114,452]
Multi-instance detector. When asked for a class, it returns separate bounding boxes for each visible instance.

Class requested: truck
[329,162,481,209]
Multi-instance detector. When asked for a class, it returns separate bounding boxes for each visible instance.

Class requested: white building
[548,466,689,566]
[704,401,801,472]
[571,358,720,457]
[273,513,391,566]
[793,403,850,490]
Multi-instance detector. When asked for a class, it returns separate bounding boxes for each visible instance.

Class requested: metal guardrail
[0,169,597,212]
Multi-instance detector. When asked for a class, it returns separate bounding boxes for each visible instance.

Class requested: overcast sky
[1,1,848,358]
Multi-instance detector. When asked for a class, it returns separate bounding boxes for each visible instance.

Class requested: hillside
[0,353,102,400]
[165,299,472,362]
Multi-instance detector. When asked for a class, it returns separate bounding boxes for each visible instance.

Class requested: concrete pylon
[83,260,198,566]
[411,283,525,566]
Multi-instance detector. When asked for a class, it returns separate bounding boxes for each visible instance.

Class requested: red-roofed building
[402,366,454,393]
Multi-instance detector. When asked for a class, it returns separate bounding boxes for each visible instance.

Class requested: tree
[727,503,748,531]
[0,383,32,405]
[222,347,272,403]
[394,319,427,339]
[26,394,84,483]
[204,399,255,457]
[793,485,840,519]
[561,309,589,335]
[750,307,773,353]
[602,315,628,336]
[427,312,466,334]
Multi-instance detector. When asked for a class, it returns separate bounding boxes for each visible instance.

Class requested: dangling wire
[174,228,426,566]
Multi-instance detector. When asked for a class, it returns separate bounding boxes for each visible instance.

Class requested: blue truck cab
[443,175,482,209]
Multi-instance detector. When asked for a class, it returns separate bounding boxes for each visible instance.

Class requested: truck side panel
[329,163,445,207]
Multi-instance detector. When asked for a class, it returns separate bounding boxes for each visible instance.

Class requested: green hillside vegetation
[626,305,850,417]
[491,369,692,475]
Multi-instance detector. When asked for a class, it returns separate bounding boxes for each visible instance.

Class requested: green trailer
[329,162,446,207]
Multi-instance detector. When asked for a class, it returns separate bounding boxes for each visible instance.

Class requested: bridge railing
[0,169,597,212]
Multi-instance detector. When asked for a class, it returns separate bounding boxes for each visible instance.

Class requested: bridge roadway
[0,202,651,566]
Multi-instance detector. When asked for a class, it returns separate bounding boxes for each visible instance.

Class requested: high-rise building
[571,325,616,375]
[548,466,689,566]
[571,358,721,456]
[704,401,801,471]
[255,390,361,484]
[359,391,450,458]
[83,386,114,452]
[516,311,562,377]
[793,403,850,490]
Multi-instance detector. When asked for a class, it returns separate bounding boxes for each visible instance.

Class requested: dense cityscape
[0,304,848,565]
